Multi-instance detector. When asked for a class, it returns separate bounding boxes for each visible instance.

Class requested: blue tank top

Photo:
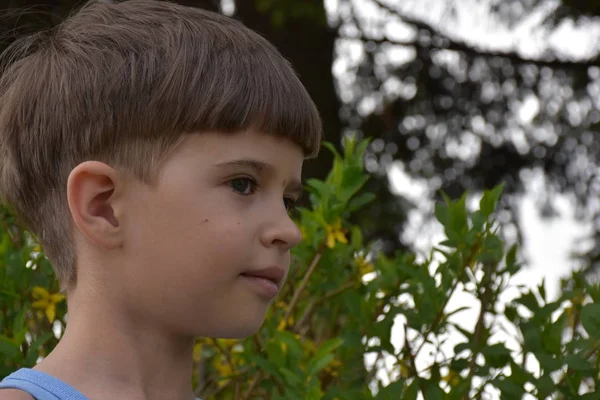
[0,368,87,399]
[0,368,201,400]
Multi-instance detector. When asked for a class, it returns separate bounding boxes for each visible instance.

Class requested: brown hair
[0,0,322,292]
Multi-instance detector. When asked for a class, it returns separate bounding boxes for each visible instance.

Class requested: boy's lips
[239,266,285,287]
[240,266,285,299]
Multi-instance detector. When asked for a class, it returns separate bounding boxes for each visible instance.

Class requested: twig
[293,280,358,332]
[464,264,494,399]
[283,245,324,323]
[404,324,428,398]
[414,239,480,360]
[242,372,263,400]
[210,338,234,369]
[557,340,600,388]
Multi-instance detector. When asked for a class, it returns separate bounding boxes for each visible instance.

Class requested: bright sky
[322,0,599,397]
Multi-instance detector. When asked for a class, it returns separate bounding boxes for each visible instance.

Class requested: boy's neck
[34,285,197,400]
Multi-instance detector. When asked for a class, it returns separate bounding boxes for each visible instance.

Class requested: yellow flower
[324,358,342,376]
[211,356,233,388]
[355,255,374,276]
[275,300,288,310]
[31,286,65,323]
[442,369,461,387]
[277,315,295,331]
[325,219,347,249]
[399,360,411,378]
[193,343,203,362]
[218,338,239,347]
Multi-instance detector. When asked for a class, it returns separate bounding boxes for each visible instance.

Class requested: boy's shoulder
[0,389,35,400]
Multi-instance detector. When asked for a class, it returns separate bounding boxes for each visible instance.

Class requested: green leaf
[375,380,405,400]
[25,332,54,366]
[423,380,444,400]
[479,184,504,217]
[504,243,519,274]
[249,355,283,381]
[564,354,594,371]
[356,138,371,161]
[445,306,471,320]
[305,378,323,400]
[343,135,356,159]
[279,367,304,388]
[538,279,547,303]
[13,307,28,344]
[266,338,286,367]
[504,305,518,323]
[579,393,600,400]
[521,323,542,353]
[435,202,449,227]
[307,353,334,376]
[322,142,341,158]
[470,210,486,232]
[305,179,331,197]
[278,331,304,361]
[450,193,468,235]
[315,337,344,358]
[402,379,420,400]
[492,378,526,398]
[534,352,562,372]
[515,291,540,313]
[535,374,555,399]
[350,226,363,249]
[509,362,531,386]
[481,343,512,369]
[450,357,469,372]
[477,234,504,264]
[580,303,600,339]
[347,192,376,213]
[454,342,471,355]
[0,334,20,359]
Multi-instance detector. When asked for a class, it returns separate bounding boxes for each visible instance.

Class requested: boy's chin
[216,323,264,340]
[202,315,268,339]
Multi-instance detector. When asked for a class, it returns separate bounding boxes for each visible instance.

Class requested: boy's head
[0,0,321,336]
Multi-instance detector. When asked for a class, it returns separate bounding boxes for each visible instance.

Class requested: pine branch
[358,0,599,70]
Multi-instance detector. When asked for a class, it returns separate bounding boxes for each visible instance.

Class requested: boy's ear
[67,161,125,250]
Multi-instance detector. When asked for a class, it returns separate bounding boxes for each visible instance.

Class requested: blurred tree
[2,0,600,271]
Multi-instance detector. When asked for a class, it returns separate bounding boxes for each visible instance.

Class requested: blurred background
[2,0,599,296]
[2,0,600,394]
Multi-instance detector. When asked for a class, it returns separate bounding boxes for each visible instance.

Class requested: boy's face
[115,130,304,338]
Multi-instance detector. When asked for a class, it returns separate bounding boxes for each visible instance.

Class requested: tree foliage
[2,139,599,399]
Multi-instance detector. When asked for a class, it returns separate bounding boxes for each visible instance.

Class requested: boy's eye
[283,197,297,213]
[230,177,256,195]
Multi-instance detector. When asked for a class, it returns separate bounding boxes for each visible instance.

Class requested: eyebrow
[213,159,303,195]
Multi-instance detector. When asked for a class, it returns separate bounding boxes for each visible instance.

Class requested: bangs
[145,27,323,158]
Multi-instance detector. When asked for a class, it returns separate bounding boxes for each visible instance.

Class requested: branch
[413,242,476,359]
[283,245,324,323]
[293,280,358,333]
[464,263,494,399]
[404,324,428,398]
[242,372,262,400]
[361,0,599,70]
[413,277,461,359]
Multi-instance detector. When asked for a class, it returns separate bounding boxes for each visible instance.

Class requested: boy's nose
[260,209,302,251]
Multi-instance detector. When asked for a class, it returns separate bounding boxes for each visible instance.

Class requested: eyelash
[229,177,298,214]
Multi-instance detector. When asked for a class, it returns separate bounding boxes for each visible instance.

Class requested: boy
[0,0,322,399]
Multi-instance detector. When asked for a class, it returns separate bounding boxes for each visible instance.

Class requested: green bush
[1,137,599,399]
